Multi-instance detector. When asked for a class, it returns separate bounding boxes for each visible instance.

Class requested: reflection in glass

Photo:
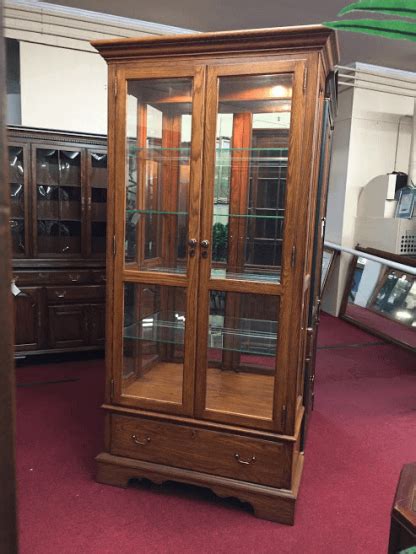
[205,291,279,419]
[211,74,293,283]
[344,257,416,349]
[123,283,187,404]
[9,146,25,255]
[125,78,193,273]
[36,148,81,255]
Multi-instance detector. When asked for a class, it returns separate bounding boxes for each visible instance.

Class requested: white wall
[20,43,108,134]
[322,63,415,316]
[5,0,193,135]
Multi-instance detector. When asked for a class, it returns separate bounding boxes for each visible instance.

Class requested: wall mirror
[341,251,416,351]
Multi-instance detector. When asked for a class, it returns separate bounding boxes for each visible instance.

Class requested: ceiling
[46,0,416,72]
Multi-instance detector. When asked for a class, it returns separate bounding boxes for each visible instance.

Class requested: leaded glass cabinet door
[9,142,29,257]
[195,60,306,432]
[113,65,205,415]
[33,145,83,257]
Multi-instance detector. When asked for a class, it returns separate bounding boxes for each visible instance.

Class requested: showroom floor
[15,314,416,554]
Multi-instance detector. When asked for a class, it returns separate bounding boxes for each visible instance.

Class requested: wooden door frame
[194,58,308,433]
[110,62,205,416]
[0,0,19,547]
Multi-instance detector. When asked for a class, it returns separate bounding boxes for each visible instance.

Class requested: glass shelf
[213,212,284,220]
[126,209,188,216]
[211,268,280,283]
[130,146,289,152]
[124,311,277,356]
[126,209,281,220]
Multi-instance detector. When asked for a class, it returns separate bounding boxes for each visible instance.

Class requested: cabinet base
[96,452,304,525]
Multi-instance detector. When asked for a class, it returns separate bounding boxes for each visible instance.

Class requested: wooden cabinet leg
[96,458,130,489]
[251,495,296,525]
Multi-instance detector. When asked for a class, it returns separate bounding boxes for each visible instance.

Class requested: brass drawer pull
[131,434,151,446]
[55,290,67,298]
[234,453,256,465]
[69,274,80,282]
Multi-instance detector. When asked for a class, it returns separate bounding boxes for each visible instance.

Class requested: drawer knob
[131,434,151,446]
[69,274,80,282]
[55,290,67,298]
[234,453,256,465]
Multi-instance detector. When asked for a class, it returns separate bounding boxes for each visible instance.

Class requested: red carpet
[16,313,416,553]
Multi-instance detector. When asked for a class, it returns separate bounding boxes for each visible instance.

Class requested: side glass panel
[90,152,108,255]
[125,78,193,274]
[206,291,279,419]
[36,148,81,255]
[9,146,25,256]
[123,283,186,404]
[211,74,293,283]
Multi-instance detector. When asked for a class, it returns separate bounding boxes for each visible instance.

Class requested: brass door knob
[200,240,209,248]
[188,238,197,247]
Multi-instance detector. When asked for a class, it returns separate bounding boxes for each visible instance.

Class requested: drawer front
[111,415,291,488]
[14,270,93,286]
[47,285,105,303]
[90,270,107,285]
[14,271,49,286]
[47,271,92,285]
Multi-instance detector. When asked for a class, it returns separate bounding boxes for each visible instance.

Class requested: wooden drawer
[47,271,92,285]
[14,270,92,286]
[111,415,291,488]
[47,285,105,303]
[14,271,49,286]
[90,270,107,285]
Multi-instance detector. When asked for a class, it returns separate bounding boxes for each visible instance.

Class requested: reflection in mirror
[343,256,416,350]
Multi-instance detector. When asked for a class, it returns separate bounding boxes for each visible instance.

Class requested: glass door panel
[90,151,108,255]
[206,291,279,419]
[116,66,204,415]
[9,145,26,256]
[211,74,292,284]
[196,61,304,430]
[125,78,193,274]
[36,148,82,255]
[123,283,187,405]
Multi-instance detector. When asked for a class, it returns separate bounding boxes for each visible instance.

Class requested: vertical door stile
[112,69,128,402]
[273,60,310,435]
[184,64,206,416]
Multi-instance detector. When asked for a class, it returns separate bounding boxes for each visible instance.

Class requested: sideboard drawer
[47,285,105,303]
[110,415,291,488]
[47,271,92,285]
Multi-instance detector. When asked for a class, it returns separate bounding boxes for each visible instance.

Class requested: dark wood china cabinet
[93,25,339,524]
[8,126,107,357]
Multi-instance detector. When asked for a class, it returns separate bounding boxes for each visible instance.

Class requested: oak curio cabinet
[93,25,339,524]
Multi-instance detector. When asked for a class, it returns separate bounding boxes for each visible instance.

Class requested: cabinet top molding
[91,25,339,69]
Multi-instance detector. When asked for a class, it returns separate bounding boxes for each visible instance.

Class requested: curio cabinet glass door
[114,60,306,431]
[114,65,205,415]
[195,60,306,432]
